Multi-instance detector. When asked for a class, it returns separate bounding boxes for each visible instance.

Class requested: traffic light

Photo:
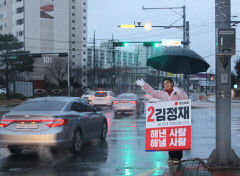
[113,42,129,47]
[143,42,161,47]
[234,84,238,89]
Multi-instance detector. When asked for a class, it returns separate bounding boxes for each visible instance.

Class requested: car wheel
[72,130,82,153]
[7,146,22,155]
[101,122,108,140]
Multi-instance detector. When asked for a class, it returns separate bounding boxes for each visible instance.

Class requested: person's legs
[176,151,183,160]
[172,151,183,164]
[168,151,175,159]
[167,151,175,163]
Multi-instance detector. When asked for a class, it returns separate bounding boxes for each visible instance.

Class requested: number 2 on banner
[147,106,155,122]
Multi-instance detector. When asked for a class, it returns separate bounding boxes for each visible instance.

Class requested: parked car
[0,96,108,154]
[91,91,115,107]
[51,89,62,95]
[34,89,46,96]
[0,88,6,95]
[113,93,144,116]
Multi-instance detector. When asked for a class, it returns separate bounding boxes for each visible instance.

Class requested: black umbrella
[146,47,210,74]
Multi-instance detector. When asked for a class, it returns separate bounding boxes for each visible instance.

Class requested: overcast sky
[88,0,240,73]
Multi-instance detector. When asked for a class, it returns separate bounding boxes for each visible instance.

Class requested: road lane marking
[137,166,168,176]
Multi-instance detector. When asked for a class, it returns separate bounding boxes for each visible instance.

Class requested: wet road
[0,107,240,176]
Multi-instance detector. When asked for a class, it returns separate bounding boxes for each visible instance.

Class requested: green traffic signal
[234,84,238,89]
[153,43,160,47]
[123,42,129,47]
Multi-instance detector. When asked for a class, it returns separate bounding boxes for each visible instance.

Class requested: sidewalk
[163,159,240,176]
[192,100,240,108]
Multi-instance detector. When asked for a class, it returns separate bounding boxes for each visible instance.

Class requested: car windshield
[94,92,107,97]
[12,101,67,111]
[117,94,137,100]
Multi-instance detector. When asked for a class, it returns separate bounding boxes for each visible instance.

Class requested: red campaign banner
[145,126,191,151]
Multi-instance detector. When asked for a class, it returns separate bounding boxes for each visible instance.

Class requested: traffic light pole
[208,0,239,167]
[112,35,116,92]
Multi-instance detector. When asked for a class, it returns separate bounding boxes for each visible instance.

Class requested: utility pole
[142,5,190,91]
[93,31,96,89]
[112,34,116,92]
[208,0,239,167]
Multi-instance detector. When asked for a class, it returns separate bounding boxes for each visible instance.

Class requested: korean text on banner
[145,99,191,151]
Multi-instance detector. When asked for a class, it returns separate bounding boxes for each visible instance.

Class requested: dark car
[0,97,108,154]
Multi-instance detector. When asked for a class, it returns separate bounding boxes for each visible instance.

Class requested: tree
[45,57,68,87]
[231,72,237,88]
[0,34,34,98]
[234,59,240,83]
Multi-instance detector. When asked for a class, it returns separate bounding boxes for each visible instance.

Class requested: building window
[72,20,75,23]
[4,0,6,6]
[0,25,2,30]
[72,55,75,58]
[72,48,75,51]
[72,6,75,9]
[72,13,75,16]
[16,7,24,13]
[83,30,86,33]
[17,31,24,36]
[83,16,86,20]
[16,19,24,25]
[83,44,86,47]
[72,34,75,37]
[72,41,75,44]
[16,0,22,2]
[72,0,75,2]
[83,37,86,40]
[83,52,86,55]
[83,2,86,5]
[83,23,86,26]
[83,59,86,62]
[83,9,86,13]
[72,27,75,30]
[72,62,75,65]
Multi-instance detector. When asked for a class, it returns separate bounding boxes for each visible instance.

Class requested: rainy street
[0,107,240,176]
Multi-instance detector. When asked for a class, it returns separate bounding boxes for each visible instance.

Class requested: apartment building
[0,0,88,87]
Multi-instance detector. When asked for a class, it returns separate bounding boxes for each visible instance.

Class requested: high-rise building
[0,0,88,87]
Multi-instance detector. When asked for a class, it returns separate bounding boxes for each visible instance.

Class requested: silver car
[0,97,108,154]
[113,93,144,116]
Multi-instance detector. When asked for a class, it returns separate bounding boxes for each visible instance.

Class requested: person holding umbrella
[136,77,188,164]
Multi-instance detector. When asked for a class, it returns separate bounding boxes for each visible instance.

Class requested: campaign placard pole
[208,0,239,166]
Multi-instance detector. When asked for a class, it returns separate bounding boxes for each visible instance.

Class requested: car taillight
[105,96,111,100]
[0,119,14,127]
[113,101,119,104]
[0,119,68,128]
[130,101,137,104]
[91,96,96,100]
[44,119,68,128]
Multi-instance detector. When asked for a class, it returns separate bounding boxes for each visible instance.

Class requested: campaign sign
[145,99,191,151]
